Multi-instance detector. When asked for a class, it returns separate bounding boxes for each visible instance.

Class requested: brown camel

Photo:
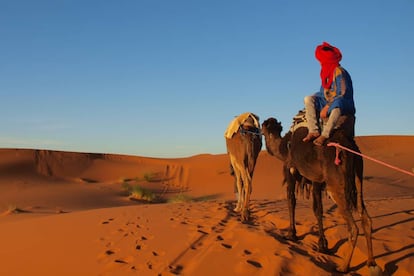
[225,112,262,222]
[261,116,381,274]
[262,113,328,252]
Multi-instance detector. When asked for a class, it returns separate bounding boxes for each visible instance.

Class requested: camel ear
[274,119,283,132]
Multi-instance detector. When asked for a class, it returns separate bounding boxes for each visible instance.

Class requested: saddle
[290,109,355,139]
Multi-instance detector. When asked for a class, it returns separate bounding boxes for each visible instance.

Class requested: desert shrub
[122,182,155,202]
[131,185,155,201]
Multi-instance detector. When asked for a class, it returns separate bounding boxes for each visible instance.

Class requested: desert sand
[0,135,413,276]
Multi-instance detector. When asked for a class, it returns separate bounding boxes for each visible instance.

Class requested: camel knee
[243,180,252,195]
[347,222,359,243]
[361,211,372,228]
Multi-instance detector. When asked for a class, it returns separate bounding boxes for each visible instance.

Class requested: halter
[239,125,262,137]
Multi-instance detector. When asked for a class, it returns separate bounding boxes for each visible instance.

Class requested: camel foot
[286,231,298,242]
[233,206,242,213]
[233,200,242,213]
[240,209,250,223]
[369,265,383,276]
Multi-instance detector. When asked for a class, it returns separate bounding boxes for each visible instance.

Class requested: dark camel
[225,113,262,222]
[262,117,328,252]
[261,117,381,274]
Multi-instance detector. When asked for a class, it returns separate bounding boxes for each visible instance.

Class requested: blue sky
[1,0,413,157]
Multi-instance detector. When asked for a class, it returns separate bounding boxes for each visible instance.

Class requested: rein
[240,126,262,137]
[327,142,414,177]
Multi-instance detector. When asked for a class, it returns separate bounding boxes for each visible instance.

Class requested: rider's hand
[320,105,329,119]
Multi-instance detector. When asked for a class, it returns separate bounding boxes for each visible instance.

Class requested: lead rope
[327,142,414,177]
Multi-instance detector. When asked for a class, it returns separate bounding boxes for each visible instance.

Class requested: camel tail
[247,133,262,176]
[344,142,358,211]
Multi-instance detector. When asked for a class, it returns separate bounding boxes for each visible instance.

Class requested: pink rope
[327,142,414,177]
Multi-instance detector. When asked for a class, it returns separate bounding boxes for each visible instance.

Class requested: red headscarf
[315,42,342,89]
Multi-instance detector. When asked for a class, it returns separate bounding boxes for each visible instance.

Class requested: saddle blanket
[224,112,260,139]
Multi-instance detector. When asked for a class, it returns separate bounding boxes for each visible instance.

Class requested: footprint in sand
[169,264,184,274]
[197,229,209,235]
[135,239,147,251]
[97,247,120,262]
[105,250,115,256]
[211,218,228,234]
[246,259,262,268]
[243,249,252,255]
[101,218,115,224]
[113,255,135,267]
[221,243,232,249]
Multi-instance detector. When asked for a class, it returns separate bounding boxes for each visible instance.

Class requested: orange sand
[0,135,413,275]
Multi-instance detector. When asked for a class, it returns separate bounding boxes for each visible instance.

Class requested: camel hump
[224,112,260,139]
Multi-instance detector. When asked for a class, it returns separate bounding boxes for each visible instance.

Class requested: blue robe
[313,66,355,116]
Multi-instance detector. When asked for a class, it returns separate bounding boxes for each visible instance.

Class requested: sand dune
[0,135,413,275]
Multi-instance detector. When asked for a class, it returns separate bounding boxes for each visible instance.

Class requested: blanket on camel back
[224,112,261,139]
[289,109,355,138]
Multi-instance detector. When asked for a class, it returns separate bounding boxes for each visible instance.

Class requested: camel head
[261,117,283,139]
[261,118,286,161]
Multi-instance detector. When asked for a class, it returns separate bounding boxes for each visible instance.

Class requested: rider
[302,42,355,146]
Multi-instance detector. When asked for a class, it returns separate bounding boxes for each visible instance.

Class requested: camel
[261,115,381,274]
[225,112,262,222]
[262,112,328,252]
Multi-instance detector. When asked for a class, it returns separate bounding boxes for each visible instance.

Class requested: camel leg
[240,168,252,222]
[359,206,382,275]
[230,157,243,213]
[286,168,297,240]
[312,182,328,252]
[354,157,377,268]
[234,171,243,212]
[230,155,243,213]
[359,205,376,265]
[336,202,359,273]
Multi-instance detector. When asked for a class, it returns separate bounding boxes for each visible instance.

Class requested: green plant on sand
[122,182,156,202]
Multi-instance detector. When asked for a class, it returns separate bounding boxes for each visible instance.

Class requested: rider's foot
[313,135,328,146]
[303,132,320,142]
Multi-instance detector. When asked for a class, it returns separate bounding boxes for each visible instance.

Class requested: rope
[327,142,414,177]
[240,126,262,136]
